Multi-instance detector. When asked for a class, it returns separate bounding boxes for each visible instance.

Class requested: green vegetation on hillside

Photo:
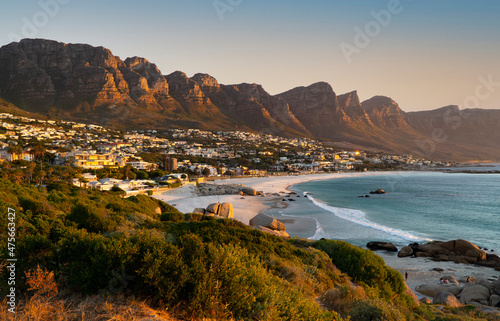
[0,179,497,320]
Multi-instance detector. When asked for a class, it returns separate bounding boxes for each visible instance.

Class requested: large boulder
[240,186,257,196]
[398,246,414,257]
[250,213,285,231]
[367,242,398,252]
[433,292,462,308]
[193,208,206,215]
[370,189,386,194]
[459,283,491,305]
[206,203,220,214]
[218,202,234,219]
[404,283,421,306]
[414,283,463,297]
[491,294,500,307]
[440,239,487,261]
[420,297,431,304]
[474,278,494,291]
[419,243,450,256]
[253,226,289,238]
[492,280,500,296]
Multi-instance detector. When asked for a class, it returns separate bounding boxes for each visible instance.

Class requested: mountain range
[1,39,500,161]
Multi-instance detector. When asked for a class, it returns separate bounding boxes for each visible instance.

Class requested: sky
[1,0,500,111]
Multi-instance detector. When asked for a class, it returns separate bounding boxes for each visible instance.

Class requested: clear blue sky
[1,0,500,111]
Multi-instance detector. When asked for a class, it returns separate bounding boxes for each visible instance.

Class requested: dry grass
[0,293,178,321]
[1,268,178,321]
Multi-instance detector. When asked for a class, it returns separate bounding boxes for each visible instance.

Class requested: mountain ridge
[1,39,500,161]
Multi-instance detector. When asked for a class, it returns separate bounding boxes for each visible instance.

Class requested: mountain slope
[1,39,500,161]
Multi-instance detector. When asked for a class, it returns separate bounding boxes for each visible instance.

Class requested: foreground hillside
[2,39,500,161]
[0,178,498,320]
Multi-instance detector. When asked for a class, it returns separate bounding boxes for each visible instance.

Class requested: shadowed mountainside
[1,39,500,161]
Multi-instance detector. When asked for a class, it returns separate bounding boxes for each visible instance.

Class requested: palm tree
[7,144,22,161]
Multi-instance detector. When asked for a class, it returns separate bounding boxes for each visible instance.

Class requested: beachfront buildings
[73,152,119,169]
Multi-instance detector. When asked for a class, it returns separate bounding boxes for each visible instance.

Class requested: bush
[160,212,185,222]
[183,213,204,222]
[313,239,405,298]
[66,204,117,233]
[349,298,404,321]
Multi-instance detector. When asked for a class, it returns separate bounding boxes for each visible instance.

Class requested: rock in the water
[206,203,220,214]
[398,246,414,257]
[369,188,386,194]
[433,292,462,308]
[420,297,432,304]
[218,202,234,219]
[414,283,463,297]
[253,225,289,238]
[459,283,491,305]
[250,213,285,231]
[193,208,206,215]
[367,242,398,252]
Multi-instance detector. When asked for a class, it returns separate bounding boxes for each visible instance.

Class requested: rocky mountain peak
[191,73,221,94]
[362,95,399,110]
[337,91,361,108]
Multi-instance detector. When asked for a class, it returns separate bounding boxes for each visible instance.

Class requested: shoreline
[153,171,500,298]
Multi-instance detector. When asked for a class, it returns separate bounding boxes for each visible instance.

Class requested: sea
[268,171,500,251]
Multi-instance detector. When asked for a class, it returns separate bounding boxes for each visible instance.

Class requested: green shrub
[160,212,185,222]
[349,298,404,321]
[183,213,204,222]
[66,204,117,233]
[313,239,405,299]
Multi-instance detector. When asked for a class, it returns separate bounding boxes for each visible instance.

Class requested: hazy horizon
[1,0,499,112]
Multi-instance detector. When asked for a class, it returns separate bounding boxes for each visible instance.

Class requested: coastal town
[0,112,451,195]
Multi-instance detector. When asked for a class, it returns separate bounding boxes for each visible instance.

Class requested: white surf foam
[307,195,433,243]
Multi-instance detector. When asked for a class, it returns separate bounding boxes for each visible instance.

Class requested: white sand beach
[154,172,390,225]
[153,172,500,298]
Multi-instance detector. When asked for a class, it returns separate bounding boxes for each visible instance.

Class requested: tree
[201,168,211,177]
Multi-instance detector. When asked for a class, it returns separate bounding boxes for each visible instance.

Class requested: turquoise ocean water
[275,172,500,250]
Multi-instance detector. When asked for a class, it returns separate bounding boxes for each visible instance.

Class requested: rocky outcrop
[198,202,234,219]
[415,283,463,297]
[415,275,500,311]
[218,202,234,219]
[459,283,491,306]
[195,184,261,197]
[366,242,397,252]
[250,213,289,238]
[253,225,290,238]
[397,240,500,269]
[250,213,286,231]
[433,292,462,308]
[369,189,386,195]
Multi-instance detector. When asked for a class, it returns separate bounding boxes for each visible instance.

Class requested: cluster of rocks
[369,188,386,194]
[415,276,500,313]
[398,239,500,270]
[193,202,234,219]
[249,213,289,238]
[367,241,398,252]
[195,184,262,197]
